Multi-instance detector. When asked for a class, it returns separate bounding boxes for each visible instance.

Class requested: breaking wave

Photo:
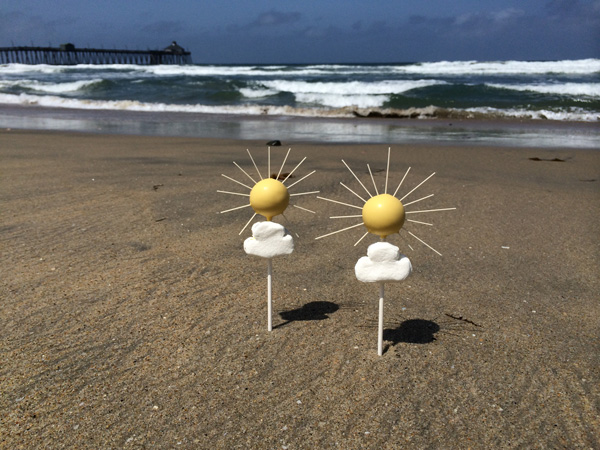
[1,58,599,123]
[1,92,597,122]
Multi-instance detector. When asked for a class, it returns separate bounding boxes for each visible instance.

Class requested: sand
[1,129,599,449]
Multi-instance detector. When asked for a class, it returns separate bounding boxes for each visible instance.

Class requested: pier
[0,42,192,65]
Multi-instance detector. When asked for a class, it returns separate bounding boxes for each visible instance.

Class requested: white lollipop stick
[355,242,412,355]
[244,222,294,331]
[267,258,273,331]
[378,282,384,356]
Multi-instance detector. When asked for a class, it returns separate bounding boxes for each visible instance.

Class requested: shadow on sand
[274,301,339,329]
[383,319,440,345]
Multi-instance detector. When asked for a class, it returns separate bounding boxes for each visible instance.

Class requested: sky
[1,0,599,64]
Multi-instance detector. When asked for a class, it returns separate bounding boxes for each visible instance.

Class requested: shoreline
[2,130,599,448]
[1,103,599,149]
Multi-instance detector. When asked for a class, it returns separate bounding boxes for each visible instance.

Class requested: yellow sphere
[362,193,405,238]
[249,178,290,220]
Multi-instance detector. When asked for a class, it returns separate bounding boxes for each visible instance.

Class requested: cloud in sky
[141,21,184,35]
[204,2,598,62]
[0,12,61,43]
[1,1,598,62]
[451,8,526,35]
[248,10,301,28]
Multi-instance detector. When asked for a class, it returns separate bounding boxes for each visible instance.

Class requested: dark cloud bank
[1,0,598,62]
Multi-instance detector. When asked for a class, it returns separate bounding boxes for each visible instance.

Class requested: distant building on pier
[0,42,192,65]
[164,41,185,54]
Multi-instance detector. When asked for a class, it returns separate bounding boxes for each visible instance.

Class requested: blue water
[1,59,599,148]
[1,59,599,120]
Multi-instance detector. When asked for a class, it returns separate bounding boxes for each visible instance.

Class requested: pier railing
[0,46,192,65]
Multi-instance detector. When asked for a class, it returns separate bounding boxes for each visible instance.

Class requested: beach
[1,128,599,448]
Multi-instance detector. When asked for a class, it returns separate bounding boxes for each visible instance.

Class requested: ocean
[1,59,599,148]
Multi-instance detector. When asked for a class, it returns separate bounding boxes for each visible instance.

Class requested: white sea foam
[239,87,279,98]
[295,92,386,108]
[134,64,338,77]
[487,82,600,98]
[239,79,445,107]
[2,92,597,122]
[464,106,598,121]
[0,92,352,117]
[259,79,444,95]
[393,59,600,75]
[241,79,444,108]
[4,59,597,77]
[140,59,600,77]
[0,63,69,74]
[0,78,104,93]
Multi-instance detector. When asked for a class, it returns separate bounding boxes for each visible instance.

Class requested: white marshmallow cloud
[244,221,294,258]
[355,242,412,283]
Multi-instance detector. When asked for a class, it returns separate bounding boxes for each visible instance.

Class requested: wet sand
[1,104,599,149]
[1,129,599,448]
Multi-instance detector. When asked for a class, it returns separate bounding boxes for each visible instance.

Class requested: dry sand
[1,129,599,449]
